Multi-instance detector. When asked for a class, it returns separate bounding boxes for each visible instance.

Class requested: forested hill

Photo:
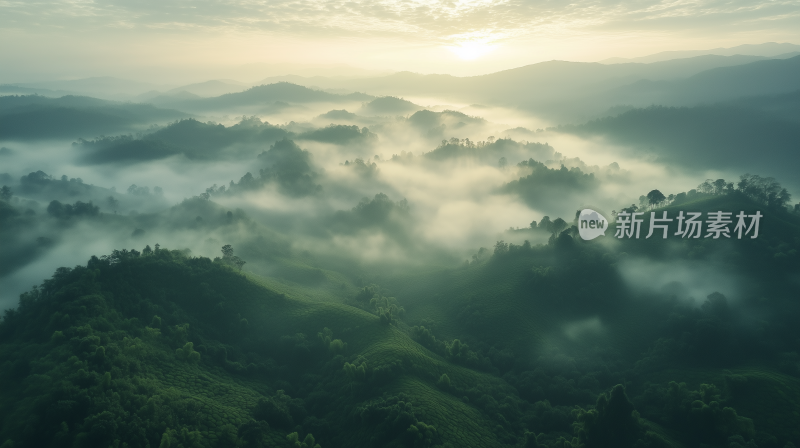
[3,192,800,448]
[0,95,188,139]
[0,249,519,448]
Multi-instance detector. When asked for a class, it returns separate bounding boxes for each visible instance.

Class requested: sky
[1,0,799,82]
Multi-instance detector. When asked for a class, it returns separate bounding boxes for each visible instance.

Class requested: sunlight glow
[448,41,496,60]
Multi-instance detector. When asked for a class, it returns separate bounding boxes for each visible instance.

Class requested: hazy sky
[1,0,799,82]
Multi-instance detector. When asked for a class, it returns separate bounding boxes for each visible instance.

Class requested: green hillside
[0,249,528,448]
[1,193,799,448]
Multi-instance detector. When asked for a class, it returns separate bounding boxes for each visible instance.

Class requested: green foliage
[406,421,437,447]
[355,286,376,303]
[343,361,367,382]
[82,139,179,164]
[503,159,597,208]
[0,96,186,139]
[287,432,321,448]
[574,385,643,448]
[647,189,666,208]
[237,420,270,448]
[318,328,347,354]
[78,116,288,163]
[424,137,553,165]
[46,199,100,218]
[357,394,438,447]
[636,381,756,446]
[220,245,247,272]
[176,342,201,363]
[2,231,798,448]
[158,427,203,448]
[251,391,306,432]
[297,124,376,146]
[411,326,492,371]
[328,193,411,239]
[522,431,540,448]
[366,295,405,326]
[255,139,321,197]
[437,373,451,390]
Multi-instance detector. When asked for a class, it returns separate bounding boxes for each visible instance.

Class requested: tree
[621,204,638,213]
[231,256,246,272]
[176,342,200,363]
[523,431,541,447]
[575,385,642,448]
[287,432,321,448]
[551,217,567,235]
[221,244,234,259]
[406,422,436,447]
[737,174,791,208]
[698,180,714,194]
[646,189,666,208]
[238,420,270,448]
[436,374,451,389]
[106,196,119,212]
[220,245,246,271]
[0,186,11,201]
[713,179,727,195]
[538,216,552,232]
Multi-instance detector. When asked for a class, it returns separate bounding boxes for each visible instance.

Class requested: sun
[449,41,495,60]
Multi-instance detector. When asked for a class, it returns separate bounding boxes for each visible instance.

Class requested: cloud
[1,0,798,82]
[2,0,797,45]
[616,256,743,303]
[564,316,603,340]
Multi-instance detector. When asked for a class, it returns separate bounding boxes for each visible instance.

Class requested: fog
[1,77,796,314]
[617,256,743,304]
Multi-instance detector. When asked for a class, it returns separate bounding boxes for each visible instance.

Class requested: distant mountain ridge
[600,42,800,64]
[0,94,188,140]
[253,54,800,122]
[153,82,374,112]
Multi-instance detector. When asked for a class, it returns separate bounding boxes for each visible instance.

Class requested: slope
[0,248,523,448]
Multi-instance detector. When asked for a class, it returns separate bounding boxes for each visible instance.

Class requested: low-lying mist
[0,92,790,312]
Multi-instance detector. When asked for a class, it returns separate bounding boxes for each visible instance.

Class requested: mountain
[600,42,800,64]
[0,85,70,97]
[359,96,421,115]
[0,249,530,448]
[256,54,798,122]
[600,55,800,108]
[157,83,374,112]
[9,77,166,100]
[0,95,189,140]
[558,99,800,191]
[164,79,249,98]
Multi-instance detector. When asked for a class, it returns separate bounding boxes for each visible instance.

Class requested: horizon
[2,0,800,83]
[2,41,799,90]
